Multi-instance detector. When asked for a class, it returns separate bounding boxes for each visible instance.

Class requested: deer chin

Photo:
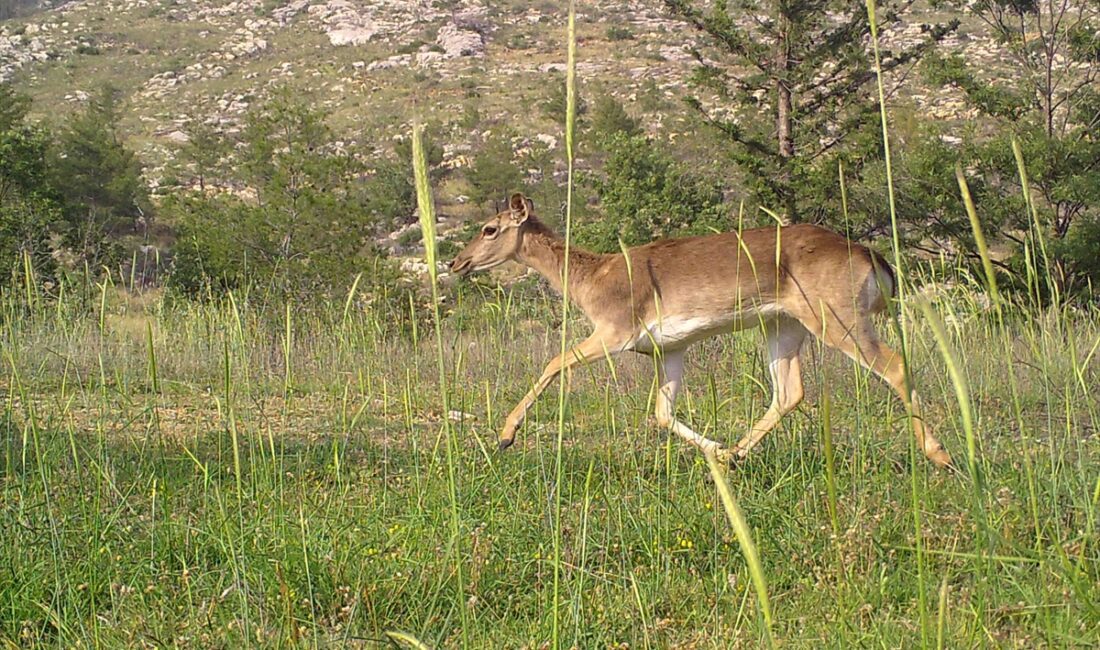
[449,258,502,276]
[470,259,508,274]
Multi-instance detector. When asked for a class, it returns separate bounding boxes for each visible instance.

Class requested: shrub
[466,133,525,208]
[579,133,728,252]
[166,91,410,301]
[605,26,634,41]
[588,94,641,140]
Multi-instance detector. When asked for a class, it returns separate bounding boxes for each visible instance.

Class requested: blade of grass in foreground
[866,0,929,644]
[705,456,775,647]
[914,296,990,638]
[955,164,1000,306]
[913,299,983,493]
[1012,137,1056,304]
[552,3,577,648]
[412,120,468,646]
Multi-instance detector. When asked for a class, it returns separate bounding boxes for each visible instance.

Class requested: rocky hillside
[1,1,1013,189]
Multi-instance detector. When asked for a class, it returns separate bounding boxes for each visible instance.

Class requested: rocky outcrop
[305,0,446,47]
[222,29,268,59]
[0,19,76,81]
[273,0,310,25]
[436,23,483,58]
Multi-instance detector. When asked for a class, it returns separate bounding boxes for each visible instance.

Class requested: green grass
[0,278,1097,647]
[2,3,1098,647]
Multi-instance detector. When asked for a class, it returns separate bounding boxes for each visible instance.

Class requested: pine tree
[921,0,1100,294]
[53,85,147,267]
[589,94,642,140]
[0,82,60,281]
[467,132,526,209]
[664,0,957,222]
[181,118,227,192]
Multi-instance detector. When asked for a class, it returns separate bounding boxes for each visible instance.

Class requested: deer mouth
[450,257,473,276]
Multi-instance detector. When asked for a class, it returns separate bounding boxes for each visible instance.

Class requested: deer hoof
[498,437,514,451]
[927,446,954,469]
[712,446,737,466]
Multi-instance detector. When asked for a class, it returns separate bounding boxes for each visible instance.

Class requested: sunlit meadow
[2,2,1098,648]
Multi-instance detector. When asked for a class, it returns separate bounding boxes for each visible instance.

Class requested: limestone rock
[436,23,483,58]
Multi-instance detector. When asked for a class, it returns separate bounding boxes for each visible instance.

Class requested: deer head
[449,192,535,276]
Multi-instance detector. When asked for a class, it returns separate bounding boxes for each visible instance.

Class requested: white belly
[633,306,779,353]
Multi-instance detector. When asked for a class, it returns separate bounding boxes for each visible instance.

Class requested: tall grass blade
[283,301,292,405]
[385,631,433,650]
[821,388,839,537]
[552,3,577,648]
[146,321,159,395]
[866,2,928,644]
[954,164,1000,305]
[343,272,364,325]
[706,456,774,646]
[1011,137,1057,303]
[936,573,949,650]
[223,339,242,498]
[914,299,983,491]
[21,250,36,313]
[412,119,468,645]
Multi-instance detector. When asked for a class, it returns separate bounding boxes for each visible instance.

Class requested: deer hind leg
[655,349,728,458]
[843,335,952,467]
[798,309,954,468]
[730,317,808,460]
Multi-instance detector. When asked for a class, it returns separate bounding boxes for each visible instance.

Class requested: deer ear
[509,192,533,224]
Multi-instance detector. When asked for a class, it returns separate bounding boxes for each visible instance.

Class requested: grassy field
[3,2,1098,647]
[1,274,1097,648]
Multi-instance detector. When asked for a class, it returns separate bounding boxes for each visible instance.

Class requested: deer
[449,193,954,468]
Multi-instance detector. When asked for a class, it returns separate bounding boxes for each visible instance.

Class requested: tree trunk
[775,18,797,223]
[776,80,796,223]
[1043,55,1055,138]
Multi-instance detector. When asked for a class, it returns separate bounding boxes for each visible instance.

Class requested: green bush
[466,132,525,208]
[0,194,61,286]
[605,26,634,41]
[588,94,641,140]
[540,79,587,127]
[397,226,422,248]
[166,91,411,302]
[579,133,728,252]
[1055,216,1100,297]
[0,84,62,285]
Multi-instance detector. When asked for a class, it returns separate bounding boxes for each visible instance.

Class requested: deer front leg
[499,334,618,450]
[730,317,808,460]
[654,348,730,459]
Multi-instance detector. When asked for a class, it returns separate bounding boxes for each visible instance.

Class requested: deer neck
[516,229,599,300]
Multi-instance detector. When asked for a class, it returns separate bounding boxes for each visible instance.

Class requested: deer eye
[482,226,498,238]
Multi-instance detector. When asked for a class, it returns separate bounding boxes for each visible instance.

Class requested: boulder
[436,23,483,58]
